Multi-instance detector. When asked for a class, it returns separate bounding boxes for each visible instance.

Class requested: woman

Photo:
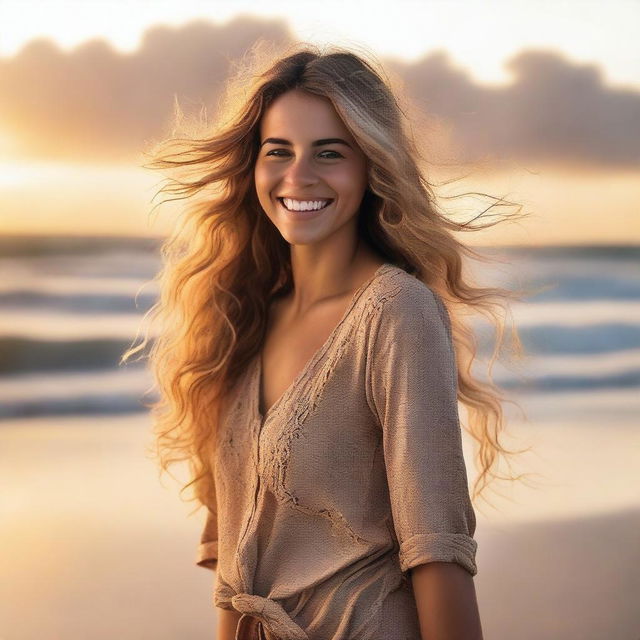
[125,41,530,640]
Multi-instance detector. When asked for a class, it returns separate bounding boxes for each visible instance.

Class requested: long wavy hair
[122,40,537,520]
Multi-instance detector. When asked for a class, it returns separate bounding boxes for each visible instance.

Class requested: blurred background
[0,1,638,638]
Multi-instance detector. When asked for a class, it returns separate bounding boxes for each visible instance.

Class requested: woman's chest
[217,327,383,530]
[259,293,356,419]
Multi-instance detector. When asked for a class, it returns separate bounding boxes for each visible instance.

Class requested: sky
[2,0,639,90]
[0,0,638,244]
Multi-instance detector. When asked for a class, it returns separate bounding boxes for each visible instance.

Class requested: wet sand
[0,412,638,639]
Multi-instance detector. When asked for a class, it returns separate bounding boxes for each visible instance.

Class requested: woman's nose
[282,154,319,182]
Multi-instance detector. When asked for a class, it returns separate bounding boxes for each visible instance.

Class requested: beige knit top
[196,263,477,640]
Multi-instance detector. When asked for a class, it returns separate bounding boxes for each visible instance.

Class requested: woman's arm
[216,607,243,640]
[411,561,483,640]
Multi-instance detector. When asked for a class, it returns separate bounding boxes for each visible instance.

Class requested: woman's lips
[277,198,334,220]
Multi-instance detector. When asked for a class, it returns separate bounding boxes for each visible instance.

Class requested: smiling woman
[255,89,369,241]
[122,40,532,640]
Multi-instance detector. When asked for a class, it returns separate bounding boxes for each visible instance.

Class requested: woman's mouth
[277,198,334,220]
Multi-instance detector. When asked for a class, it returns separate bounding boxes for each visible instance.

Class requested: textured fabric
[196,263,477,640]
[235,613,271,640]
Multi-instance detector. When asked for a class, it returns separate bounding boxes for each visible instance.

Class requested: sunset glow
[0,2,637,244]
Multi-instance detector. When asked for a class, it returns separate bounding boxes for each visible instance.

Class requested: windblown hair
[123,40,537,520]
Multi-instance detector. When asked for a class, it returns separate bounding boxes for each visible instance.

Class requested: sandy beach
[0,408,638,639]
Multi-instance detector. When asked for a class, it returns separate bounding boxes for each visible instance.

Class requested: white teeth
[282,198,331,212]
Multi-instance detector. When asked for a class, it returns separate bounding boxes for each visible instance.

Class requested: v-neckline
[252,262,394,424]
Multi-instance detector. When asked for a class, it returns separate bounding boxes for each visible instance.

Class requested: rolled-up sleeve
[367,283,478,577]
[195,503,218,571]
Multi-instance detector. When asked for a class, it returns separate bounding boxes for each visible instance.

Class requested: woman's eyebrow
[260,137,352,149]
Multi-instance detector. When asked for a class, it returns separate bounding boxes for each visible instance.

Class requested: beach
[1,403,638,639]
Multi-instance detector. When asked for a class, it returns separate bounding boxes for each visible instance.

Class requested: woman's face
[254,89,369,246]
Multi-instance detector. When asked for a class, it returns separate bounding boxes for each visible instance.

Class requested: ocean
[1,235,638,420]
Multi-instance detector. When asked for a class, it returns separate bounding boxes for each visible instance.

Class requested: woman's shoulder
[372,264,446,319]
[365,265,454,358]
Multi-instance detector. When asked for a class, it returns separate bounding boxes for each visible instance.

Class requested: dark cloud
[0,17,295,162]
[392,49,640,167]
[0,16,637,167]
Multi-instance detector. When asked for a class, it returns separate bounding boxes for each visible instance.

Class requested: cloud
[0,16,637,168]
[0,16,295,163]
[392,49,640,168]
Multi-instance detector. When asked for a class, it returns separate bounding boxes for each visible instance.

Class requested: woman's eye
[265,149,342,159]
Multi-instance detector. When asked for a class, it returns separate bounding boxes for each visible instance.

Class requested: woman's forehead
[260,93,353,143]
